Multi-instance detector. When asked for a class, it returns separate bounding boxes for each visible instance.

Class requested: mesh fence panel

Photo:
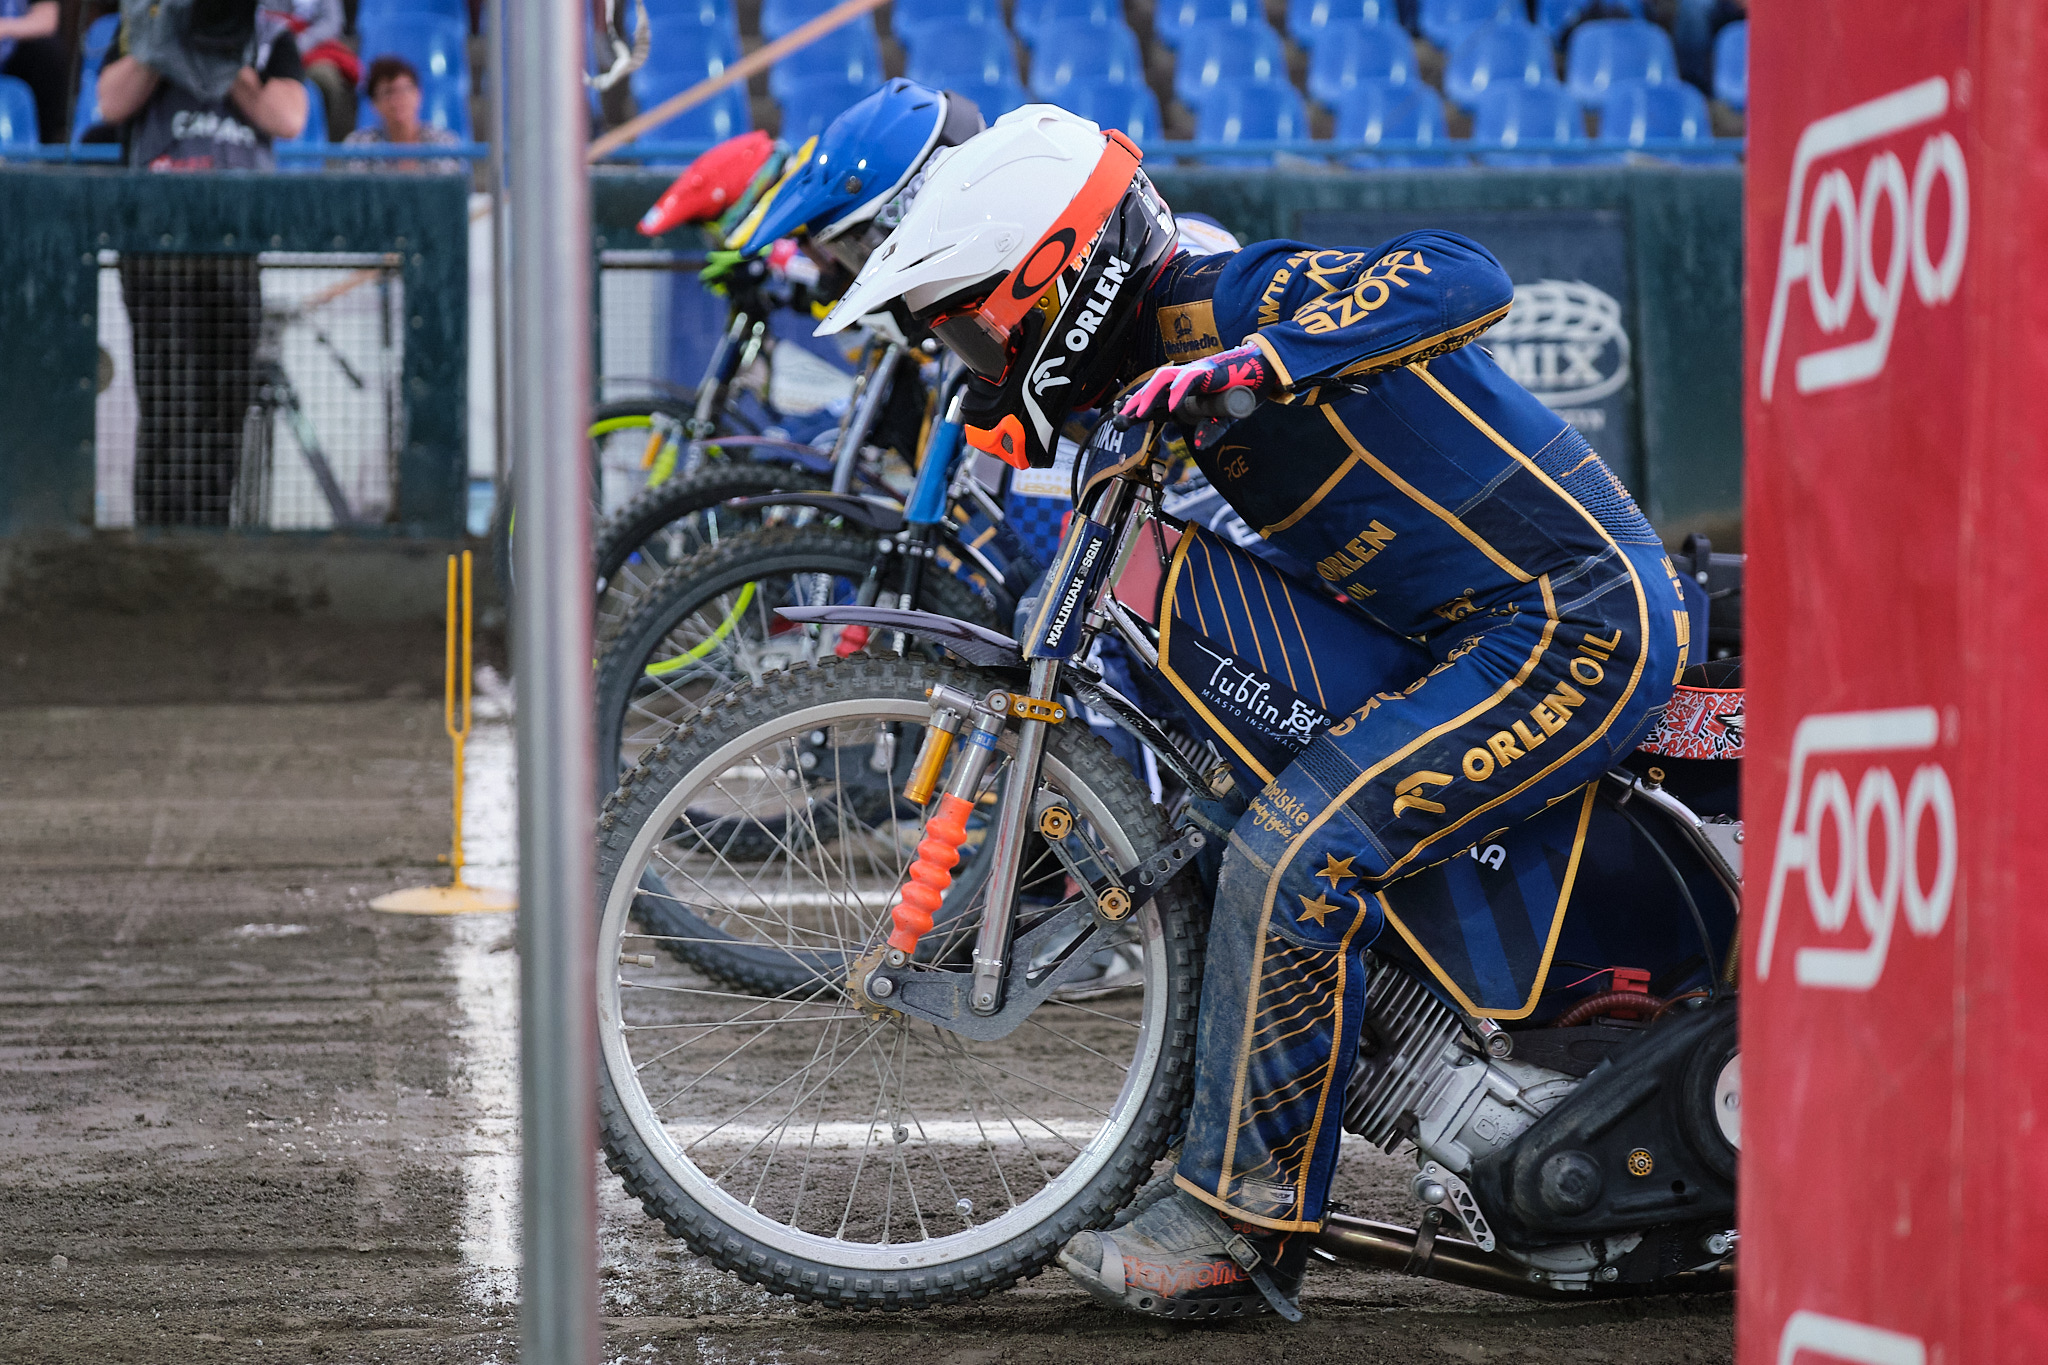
[95,251,407,529]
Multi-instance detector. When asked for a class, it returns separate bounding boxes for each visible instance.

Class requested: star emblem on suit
[1296,892,1340,927]
[1315,854,1356,887]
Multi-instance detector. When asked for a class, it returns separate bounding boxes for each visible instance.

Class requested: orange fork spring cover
[888,792,975,955]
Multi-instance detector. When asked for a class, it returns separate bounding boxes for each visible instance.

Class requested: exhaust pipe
[1314,1211,1735,1301]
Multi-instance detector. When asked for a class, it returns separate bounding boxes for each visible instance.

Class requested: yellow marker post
[373,551,517,915]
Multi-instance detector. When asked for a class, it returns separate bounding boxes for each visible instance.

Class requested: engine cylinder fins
[1341,955,1467,1151]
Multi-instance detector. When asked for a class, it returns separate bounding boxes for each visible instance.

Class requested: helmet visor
[929,308,1013,379]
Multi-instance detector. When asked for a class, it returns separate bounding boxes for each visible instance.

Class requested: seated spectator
[260,0,357,138]
[341,55,464,172]
[0,0,64,139]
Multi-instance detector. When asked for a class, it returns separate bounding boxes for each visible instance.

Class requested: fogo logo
[1754,708,1957,992]
[1759,75,1969,401]
[1489,279,1631,408]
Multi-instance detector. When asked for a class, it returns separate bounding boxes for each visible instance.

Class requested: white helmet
[817,104,1179,469]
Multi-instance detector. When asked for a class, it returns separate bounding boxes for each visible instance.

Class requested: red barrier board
[1742,4,2048,1362]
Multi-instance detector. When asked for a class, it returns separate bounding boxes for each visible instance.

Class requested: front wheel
[595,655,1204,1308]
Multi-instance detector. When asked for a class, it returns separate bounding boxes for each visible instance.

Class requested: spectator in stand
[341,55,464,172]
[260,0,357,138]
[0,0,64,140]
[97,0,307,525]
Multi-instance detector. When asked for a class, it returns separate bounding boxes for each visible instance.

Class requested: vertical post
[505,0,600,1350]
[446,551,474,887]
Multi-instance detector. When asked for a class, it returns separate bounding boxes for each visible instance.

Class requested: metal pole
[505,0,600,1348]
[487,0,512,489]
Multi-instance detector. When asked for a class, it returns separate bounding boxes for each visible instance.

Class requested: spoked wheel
[593,460,830,647]
[594,523,995,783]
[595,656,1203,1307]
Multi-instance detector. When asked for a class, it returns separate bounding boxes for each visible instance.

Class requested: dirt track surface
[0,630,1733,1364]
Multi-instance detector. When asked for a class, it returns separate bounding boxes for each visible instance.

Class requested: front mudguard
[774,605,1025,670]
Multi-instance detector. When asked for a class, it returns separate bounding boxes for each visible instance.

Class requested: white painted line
[449,672,520,1305]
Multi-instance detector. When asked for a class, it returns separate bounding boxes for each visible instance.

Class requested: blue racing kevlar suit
[1132,232,1692,1232]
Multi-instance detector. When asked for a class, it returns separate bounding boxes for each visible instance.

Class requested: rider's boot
[1059,1189,1308,1322]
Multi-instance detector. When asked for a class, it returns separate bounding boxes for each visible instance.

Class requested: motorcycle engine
[1342,955,1739,1286]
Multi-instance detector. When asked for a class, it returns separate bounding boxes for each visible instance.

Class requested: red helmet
[638,131,778,237]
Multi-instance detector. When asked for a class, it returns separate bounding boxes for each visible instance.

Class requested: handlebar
[1110,383,1262,432]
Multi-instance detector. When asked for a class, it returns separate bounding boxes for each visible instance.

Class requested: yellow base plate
[371,883,517,915]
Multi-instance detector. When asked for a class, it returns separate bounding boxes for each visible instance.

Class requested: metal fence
[93,251,408,530]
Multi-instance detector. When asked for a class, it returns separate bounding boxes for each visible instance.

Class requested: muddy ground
[0,612,1732,1363]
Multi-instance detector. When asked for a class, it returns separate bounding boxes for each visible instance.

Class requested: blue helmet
[743,79,985,273]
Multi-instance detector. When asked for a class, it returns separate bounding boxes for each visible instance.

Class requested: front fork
[879,659,1066,1016]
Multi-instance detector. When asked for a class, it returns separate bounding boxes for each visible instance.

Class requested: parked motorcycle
[592,389,1745,1309]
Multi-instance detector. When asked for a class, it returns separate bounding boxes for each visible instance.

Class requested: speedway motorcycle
[592,388,1747,1309]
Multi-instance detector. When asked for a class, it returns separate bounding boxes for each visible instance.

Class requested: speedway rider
[819,107,1693,1322]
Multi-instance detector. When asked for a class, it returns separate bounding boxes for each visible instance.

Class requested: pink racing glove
[1117,343,1276,422]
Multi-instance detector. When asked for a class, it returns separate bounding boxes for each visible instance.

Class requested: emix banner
[1742,5,2048,1363]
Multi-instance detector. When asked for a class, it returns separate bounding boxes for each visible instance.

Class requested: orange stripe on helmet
[974,130,1143,340]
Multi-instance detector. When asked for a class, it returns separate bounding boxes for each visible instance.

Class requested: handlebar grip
[1173,387,1261,423]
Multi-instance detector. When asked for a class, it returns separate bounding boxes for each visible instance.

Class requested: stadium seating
[1335,81,1450,165]
[1712,20,1746,110]
[1532,0,1642,38]
[1286,0,1396,50]
[357,0,468,28]
[632,78,750,141]
[759,0,835,41]
[1015,0,1124,48]
[356,15,472,135]
[892,0,1004,53]
[630,20,742,126]
[80,11,118,69]
[0,75,36,148]
[72,14,118,142]
[1029,21,1145,98]
[1444,20,1556,111]
[1048,78,1164,141]
[766,22,880,101]
[905,26,1026,117]
[1196,80,1309,163]
[1471,82,1585,164]
[1306,22,1417,108]
[1416,0,1517,53]
[1595,78,1720,159]
[775,81,866,142]
[1153,0,1262,52]
[1173,22,1286,109]
[1565,19,1677,105]
[628,0,740,47]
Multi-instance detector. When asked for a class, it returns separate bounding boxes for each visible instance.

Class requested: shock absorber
[887,702,1005,957]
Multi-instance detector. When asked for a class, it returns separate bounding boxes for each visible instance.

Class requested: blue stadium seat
[1029,21,1144,97]
[1287,0,1395,49]
[632,23,741,112]
[1443,20,1556,111]
[1712,20,1746,110]
[0,75,37,147]
[775,81,867,142]
[1471,82,1585,164]
[1173,22,1285,109]
[905,24,1018,91]
[1416,0,1517,53]
[628,0,740,48]
[1195,81,1309,164]
[1565,19,1675,105]
[357,0,467,26]
[1306,22,1416,108]
[1335,81,1451,165]
[957,78,1030,120]
[1047,78,1163,140]
[1154,0,1260,52]
[1532,0,1641,38]
[1016,0,1123,48]
[631,75,749,143]
[759,0,834,40]
[72,15,117,142]
[766,22,881,101]
[80,12,118,68]
[1595,79,1722,160]
[893,0,1004,52]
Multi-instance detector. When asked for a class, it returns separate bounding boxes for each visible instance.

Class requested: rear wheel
[595,655,1203,1308]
